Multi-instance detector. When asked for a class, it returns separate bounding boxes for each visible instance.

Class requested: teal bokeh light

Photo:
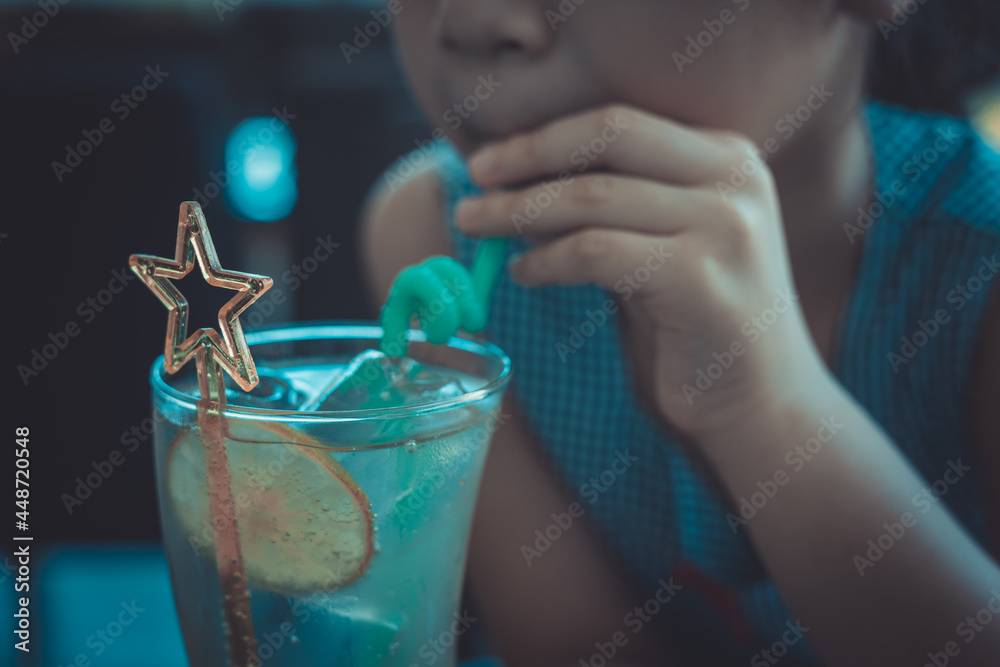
[224,116,298,223]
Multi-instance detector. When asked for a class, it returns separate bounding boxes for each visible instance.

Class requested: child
[360,1,1000,665]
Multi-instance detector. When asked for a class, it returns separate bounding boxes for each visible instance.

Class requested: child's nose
[436,0,552,62]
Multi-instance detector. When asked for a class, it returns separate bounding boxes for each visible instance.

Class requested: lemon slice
[166,420,374,596]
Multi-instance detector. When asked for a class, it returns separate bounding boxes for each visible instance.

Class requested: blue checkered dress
[418,101,1000,665]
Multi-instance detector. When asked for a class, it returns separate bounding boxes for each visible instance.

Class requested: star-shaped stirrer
[130,201,273,399]
[130,202,272,667]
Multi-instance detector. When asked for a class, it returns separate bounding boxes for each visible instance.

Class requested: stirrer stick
[130,202,273,667]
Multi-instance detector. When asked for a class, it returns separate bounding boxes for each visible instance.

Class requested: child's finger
[466,104,742,189]
[507,228,676,290]
[456,173,722,239]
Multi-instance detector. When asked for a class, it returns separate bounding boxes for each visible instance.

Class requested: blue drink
[150,325,510,667]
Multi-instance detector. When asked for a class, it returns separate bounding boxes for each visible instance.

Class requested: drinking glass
[149,323,511,667]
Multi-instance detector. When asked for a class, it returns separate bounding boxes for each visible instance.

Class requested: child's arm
[359,170,673,666]
[456,103,1000,666]
[689,304,1000,667]
[700,361,1000,667]
[467,397,674,667]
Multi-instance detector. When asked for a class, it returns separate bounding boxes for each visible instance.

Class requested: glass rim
[149,321,512,424]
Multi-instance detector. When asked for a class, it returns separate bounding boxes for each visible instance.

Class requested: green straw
[469,237,508,306]
[379,237,508,356]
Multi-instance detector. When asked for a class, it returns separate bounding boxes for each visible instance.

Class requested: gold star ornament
[129,201,273,393]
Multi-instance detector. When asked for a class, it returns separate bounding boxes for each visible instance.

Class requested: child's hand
[456,105,832,447]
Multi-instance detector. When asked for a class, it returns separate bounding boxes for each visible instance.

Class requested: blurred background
[3,0,428,542]
[1,1,1000,665]
[0,1,434,664]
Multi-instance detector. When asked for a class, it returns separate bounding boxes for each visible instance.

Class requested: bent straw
[470,237,509,306]
[378,237,509,357]
[130,202,273,667]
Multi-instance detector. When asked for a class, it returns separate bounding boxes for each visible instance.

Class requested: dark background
[2,0,431,549]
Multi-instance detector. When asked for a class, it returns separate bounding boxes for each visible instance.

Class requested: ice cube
[302,350,467,412]
[222,367,307,410]
[288,603,400,667]
[262,595,400,667]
